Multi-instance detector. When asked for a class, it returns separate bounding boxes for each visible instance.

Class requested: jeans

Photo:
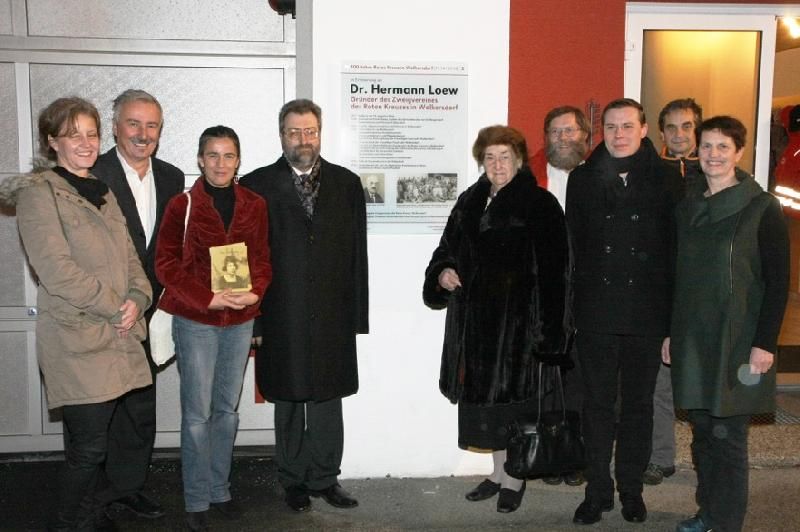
[577,331,662,502]
[688,410,750,532]
[174,316,254,512]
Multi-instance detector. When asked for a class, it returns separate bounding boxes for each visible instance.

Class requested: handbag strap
[182,191,191,244]
[157,191,191,300]
[536,362,568,422]
[536,362,545,424]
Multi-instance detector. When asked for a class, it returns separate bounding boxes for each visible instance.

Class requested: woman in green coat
[664,116,789,532]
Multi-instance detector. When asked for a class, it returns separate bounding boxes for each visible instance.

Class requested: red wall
[508,0,626,154]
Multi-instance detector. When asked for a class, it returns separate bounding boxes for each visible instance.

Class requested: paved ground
[2,454,800,531]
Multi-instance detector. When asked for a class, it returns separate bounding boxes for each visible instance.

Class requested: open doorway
[640,29,761,174]
[626,4,800,389]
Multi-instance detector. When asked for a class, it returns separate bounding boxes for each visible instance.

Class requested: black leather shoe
[285,486,311,513]
[210,499,242,520]
[185,510,209,531]
[309,484,359,509]
[496,481,526,513]
[465,479,501,501]
[675,514,711,532]
[112,493,165,519]
[563,471,586,486]
[541,475,563,485]
[573,498,614,525]
[620,494,647,523]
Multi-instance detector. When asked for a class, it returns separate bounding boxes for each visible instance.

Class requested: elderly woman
[155,125,271,530]
[423,125,572,513]
[0,97,152,530]
[665,116,789,532]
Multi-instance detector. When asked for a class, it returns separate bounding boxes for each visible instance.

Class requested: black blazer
[93,148,185,316]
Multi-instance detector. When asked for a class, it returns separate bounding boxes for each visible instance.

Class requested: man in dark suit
[240,99,368,514]
[565,98,683,526]
[92,89,184,520]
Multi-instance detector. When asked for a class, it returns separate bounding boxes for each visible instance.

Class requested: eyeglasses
[547,127,582,138]
[283,128,320,140]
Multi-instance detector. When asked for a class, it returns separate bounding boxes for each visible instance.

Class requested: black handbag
[504,362,587,479]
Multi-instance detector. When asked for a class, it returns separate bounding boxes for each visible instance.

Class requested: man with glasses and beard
[530,105,591,209]
[240,99,369,514]
[530,106,591,488]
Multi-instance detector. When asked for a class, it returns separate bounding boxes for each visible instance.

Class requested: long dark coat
[423,168,572,406]
[565,138,684,336]
[671,173,789,417]
[240,157,368,402]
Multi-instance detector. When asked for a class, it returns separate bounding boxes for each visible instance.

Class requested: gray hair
[111,89,163,126]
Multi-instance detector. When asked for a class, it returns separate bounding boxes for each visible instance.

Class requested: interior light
[783,17,800,39]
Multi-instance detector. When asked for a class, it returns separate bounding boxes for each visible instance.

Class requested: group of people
[0,94,367,531]
[424,98,789,532]
[0,89,787,532]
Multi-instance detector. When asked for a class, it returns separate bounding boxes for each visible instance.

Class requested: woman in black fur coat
[424,125,573,513]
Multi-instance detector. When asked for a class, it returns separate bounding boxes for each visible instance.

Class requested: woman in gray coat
[0,97,152,530]
[664,116,789,532]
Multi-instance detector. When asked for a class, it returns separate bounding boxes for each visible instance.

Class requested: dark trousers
[689,410,750,532]
[97,339,157,505]
[273,398,344,491]
[99,381,157,502]
[52,401,118,529]
[577,331,662,502]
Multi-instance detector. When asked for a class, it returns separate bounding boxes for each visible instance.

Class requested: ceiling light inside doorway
[783,16,800,39]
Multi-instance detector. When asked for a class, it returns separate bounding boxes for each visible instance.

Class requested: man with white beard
[530,105,591,209]
[530,105,591,487]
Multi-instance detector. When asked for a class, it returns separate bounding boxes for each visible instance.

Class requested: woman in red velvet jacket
[155,125,271,530]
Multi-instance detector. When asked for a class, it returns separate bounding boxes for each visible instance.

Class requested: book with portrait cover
[209,242,252,293]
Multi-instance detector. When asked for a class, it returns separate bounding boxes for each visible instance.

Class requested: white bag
[148,191,190,366]
[148,308,175,365]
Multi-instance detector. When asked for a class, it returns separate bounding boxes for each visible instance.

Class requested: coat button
[631,214,639,221]
[602,277,611,285]
[604,245,612,254]
[605,214,614,220]
[628,278,634,286]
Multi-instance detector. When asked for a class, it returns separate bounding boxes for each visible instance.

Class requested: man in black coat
[91,89,184,520]
[565,98,683,526]
[240,99,368,513]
